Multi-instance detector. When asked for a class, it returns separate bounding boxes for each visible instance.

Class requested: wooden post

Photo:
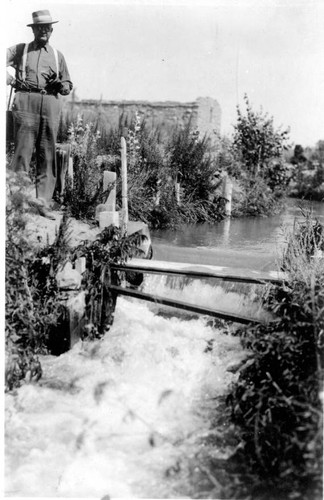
[175,182,181,206]
[223,217,231,244]
[103,171,116,211]
[121,134,128,233]
[222,174,233,216]
[96,170,119,227]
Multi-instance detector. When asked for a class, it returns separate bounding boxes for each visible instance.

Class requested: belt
[16,88,57,96]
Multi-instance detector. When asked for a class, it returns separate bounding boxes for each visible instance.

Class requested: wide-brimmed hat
[27,10,58,27]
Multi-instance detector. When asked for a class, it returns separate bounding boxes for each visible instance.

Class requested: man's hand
[59,82,71,95]
[43,72,60,94]
[10,77,30,90]
[42,72,71,95]
[7,73,15,86]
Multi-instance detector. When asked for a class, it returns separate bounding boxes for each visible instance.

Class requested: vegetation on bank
[287,142,324,201]
[5,94,323,498]
[5,171,145,390]
[6,168,323,500]
[220,214,323,500]
[54,94,292,226]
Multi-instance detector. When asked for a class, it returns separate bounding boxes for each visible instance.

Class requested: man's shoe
[48,200,61,211]
[38,206,56,220]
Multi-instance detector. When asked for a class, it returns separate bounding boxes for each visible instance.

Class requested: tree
[233,94,290,178]
[290,144,307,165]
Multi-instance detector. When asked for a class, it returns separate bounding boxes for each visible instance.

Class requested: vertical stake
[121,129,128,234]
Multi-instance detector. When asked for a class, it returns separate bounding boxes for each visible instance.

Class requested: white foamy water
[142,273,269,322]
[5,279,255,499]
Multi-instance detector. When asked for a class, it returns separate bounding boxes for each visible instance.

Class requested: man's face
[32,24,53,45]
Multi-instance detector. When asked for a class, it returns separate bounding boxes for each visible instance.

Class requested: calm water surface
[151,199,324,271]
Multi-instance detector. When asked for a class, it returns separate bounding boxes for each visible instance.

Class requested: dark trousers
[11,91,61,203]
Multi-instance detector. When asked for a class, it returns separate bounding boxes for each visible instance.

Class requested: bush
[167,123,218,202]
[63,115,112,220]
[229,94,291,217]
[231,177,284,217]
[233,95,290,179]
[59,109,227,228]
[5,173,68,390]
[71,225,146,339]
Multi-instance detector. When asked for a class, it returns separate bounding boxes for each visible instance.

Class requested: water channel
[152,198,324,271]
[5,198,324,498]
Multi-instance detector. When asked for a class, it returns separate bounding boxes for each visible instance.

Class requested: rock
[56,261,82,290]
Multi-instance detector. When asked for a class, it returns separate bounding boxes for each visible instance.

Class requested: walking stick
[6,85,14,143]
[7,85,13,110]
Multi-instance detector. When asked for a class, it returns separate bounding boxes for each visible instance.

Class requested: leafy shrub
[60,109,227,228]
[71,225,146,339]
[231,177,284,217]
[167,123,218,202]
[289,165,324,202]
[233,94,290,179]
[5,173,69,390]
[265,160,292,192]
[63,115,112,220]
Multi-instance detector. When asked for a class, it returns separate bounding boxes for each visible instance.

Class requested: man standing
[7,10,73,218]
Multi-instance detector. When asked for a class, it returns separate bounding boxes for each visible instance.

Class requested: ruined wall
[66,96,221,139]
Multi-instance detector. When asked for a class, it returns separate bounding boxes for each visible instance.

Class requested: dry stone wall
[66,96,221,140]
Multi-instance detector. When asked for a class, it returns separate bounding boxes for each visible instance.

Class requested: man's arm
[7,44,30,89]
[7,45,18,86]
[58,52,73,95]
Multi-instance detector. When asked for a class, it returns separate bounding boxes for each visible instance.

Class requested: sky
[3,0,324,147]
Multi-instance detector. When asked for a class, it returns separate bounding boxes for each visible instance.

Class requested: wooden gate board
[113,258,286,285]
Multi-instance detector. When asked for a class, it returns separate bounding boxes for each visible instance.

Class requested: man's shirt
[7,41,73,92]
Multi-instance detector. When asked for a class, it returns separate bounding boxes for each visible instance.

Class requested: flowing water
[5,198,324,499]
[152,198,324,271]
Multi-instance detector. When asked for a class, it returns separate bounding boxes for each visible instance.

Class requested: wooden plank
[108,285,262,325]
[112,259,286,285]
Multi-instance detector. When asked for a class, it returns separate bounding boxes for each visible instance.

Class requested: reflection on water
[153,199,324,253]
[152,199,324,270]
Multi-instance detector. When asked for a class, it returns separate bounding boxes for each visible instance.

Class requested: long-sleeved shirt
[7,40,73,92]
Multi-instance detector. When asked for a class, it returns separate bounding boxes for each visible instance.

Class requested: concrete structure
[65,95,221,139]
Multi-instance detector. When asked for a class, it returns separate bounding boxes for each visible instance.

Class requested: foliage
[59,108,228,228]
[63,115,112,219]
[231,177,284,217]
[228,94,292,216]
[289,165,324,202]
[290,144,307,165]
[59,99,293,224]
[287,141,324,201]
[5,170,145,390]
[233,94,290,179]
[121,112,164,224]
[5,173,70,390]
[265,160,292,192]
[167,123,218,202]
[283,211,324,272]
[123,114,226,228]
[71,225,146,339]
[214,135,241,179]
[228,214,323,499]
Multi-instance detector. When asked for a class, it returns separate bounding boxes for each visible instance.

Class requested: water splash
[5,278,258,498]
